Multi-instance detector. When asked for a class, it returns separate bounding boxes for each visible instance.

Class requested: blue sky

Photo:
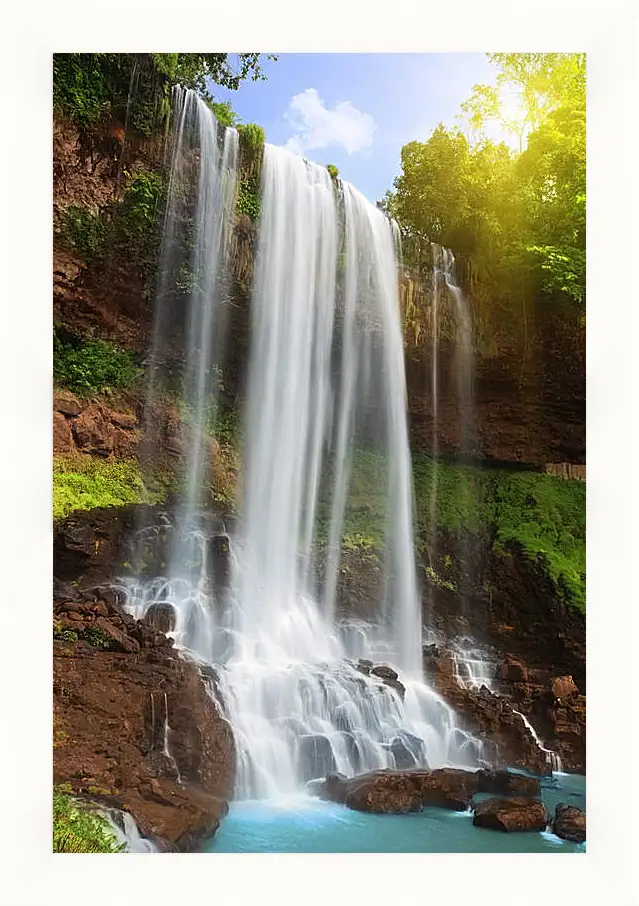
[212,53,504,203]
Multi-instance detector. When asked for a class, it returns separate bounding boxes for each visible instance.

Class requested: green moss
[53,456,160,520]
[411,455,585,613]
[53,334,141,398]
[316,449,585,614]
[53,789,125,853]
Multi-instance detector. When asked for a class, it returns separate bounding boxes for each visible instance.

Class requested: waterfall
[430,244,476,610]
[513,710,563,773]
[123,96,483,801]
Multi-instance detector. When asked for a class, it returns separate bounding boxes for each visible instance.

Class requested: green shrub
[53,790,125,853]
[119,171,166,236]
[60,205,108,260]
[53,335,140,397]
[236,177,261,221]
[203,98,238,127]
[53,621,78,643]
[237,123,265,155]
[53,457,154,520]
[83,626,112,649]
[327,163,339,181]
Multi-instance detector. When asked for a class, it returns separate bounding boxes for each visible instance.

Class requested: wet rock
[92,616,140,654]
[387,736,418,769]
[370,664,399,682]
[208,534,231,591]
[145,602,177,634]
[552,803,586,843]
[311,767,482,813]
[473,797,548,832]
[383,677,406,700]
[478,769,540,798]
[298,734,337,782]
[54,595,236,851]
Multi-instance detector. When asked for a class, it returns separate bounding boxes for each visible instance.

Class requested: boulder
[145,602,177,634]
[550,675,579,701]
[473,797,548,832]
[370,664,399,682]
[298,734,337,782]
[311,767,482,813]
[54,390,84,417]
[54,595,236,852]
[552,803,586,843]
[478,769,540,798]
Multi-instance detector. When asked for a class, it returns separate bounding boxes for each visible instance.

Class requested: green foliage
[203,98,238,127]
[53,457,156,520]
[384,53,585,312]
[53,621,78,643]
[53,790,125,853]
[54,53,277,136]
[54,335,140,397]
[53,53,125,128]
[112,169,167,267]
[120,171,166,232]
[60,205,108,260]
[326,164,339,181]
[83,626,112,649]
[236,178,261,221]
[238,123,265,154]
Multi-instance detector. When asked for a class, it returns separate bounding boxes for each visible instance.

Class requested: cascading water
[513,710,563,773]
[124,97,483,802]
[430,244,476,610]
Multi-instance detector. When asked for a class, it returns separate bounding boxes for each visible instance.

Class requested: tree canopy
[382,53,585,310]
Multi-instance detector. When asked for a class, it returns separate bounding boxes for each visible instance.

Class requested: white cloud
[284,88,377,157]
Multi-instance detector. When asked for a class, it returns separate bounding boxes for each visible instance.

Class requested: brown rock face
[550,675,579,701]
[423,651,551,776]
[473,797,548,833]
[311,768,540,815]
[53,411,75,452]
[552,803,586,843]
[53,597,235,851]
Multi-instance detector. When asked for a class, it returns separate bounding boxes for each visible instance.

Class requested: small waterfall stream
[124,90,484,802]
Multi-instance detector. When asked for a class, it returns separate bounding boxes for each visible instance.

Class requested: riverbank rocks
[53,589,235,851]
[473,797,548,832]
[309,767,541,815]
[552,803,586,843]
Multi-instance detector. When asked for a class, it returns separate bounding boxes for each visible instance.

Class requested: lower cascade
[122,129,482,800]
